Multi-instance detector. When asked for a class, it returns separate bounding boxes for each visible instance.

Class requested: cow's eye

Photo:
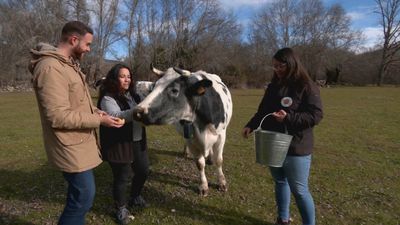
[171,88,179,94]
[169,87,180,97]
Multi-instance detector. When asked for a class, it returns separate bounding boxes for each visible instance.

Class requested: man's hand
[100,115,123,128]
[96,109,108,117]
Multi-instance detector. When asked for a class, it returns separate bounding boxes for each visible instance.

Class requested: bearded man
[29,21,122,225]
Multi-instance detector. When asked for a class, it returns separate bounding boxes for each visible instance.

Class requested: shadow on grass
[94,162,272,225]
[0,150,272,225]
[136,184,272,225]
[150,148,184,158]
[0,164,115,223]
[141,149,272,225]
[0,166,64,224]
[0,215,36,225]
[0,166,65,203]
[149,170,199,194]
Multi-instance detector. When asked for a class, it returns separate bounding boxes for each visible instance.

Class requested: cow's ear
[188,79,212,96]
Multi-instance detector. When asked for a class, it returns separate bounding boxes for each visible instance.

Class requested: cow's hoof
[218,184,228,192]
[183,150,192,159]
[199,188,209,197]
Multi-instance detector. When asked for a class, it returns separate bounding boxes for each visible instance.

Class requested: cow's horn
[173,67,191,77]
[150,63,164,77]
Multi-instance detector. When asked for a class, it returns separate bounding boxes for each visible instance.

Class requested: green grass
[0,87,399,225]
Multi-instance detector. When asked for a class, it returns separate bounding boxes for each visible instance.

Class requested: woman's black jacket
[245,80,323,156]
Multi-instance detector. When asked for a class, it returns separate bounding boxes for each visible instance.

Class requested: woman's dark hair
[97,63,135,109]
[61,21,93,42]
[271,47,311,87]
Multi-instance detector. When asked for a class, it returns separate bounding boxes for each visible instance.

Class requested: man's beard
[72,46,84,61]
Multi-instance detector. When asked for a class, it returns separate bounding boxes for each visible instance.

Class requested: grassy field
[0,87,399,225]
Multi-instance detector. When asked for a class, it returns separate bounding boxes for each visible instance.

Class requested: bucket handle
[257,113,288,134]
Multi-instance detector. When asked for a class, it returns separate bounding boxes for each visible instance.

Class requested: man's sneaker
[129,195,149,208]
[116,206,134,225]
[275,217,292,225]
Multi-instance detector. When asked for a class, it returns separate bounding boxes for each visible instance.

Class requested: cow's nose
[133,106,145,120]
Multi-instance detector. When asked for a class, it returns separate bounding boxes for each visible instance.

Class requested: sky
[219,0,382,51]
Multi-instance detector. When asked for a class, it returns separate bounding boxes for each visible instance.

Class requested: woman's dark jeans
[109,141,149,207]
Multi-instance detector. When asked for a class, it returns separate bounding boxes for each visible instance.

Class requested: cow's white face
[136,68,195,125]
[135,67,229,136]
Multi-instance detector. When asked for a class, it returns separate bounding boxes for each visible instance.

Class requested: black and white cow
[134,66,232,196]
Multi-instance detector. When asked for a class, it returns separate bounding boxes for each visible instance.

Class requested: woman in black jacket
[242,48,323,225]
[98,64,149,225]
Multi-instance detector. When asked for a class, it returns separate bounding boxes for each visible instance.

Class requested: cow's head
[134,66,212,125]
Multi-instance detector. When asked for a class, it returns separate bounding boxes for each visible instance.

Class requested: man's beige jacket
[29,43,102,172]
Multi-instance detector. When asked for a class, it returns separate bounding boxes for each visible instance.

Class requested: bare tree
[65,0,90,23]
[122,0,141,70]
[249,0,297,54]
[143,0,171,70]
[249,0,361,81]
[89,0,122,83]
[375,0,400,86]
[4,0,388,88]
[0,0,67,84]
[131,0,240,75]
[166,0,241,70]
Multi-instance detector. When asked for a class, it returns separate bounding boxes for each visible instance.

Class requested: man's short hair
[61,21,93,41]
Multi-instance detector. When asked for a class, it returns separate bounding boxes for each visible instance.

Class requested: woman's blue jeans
[58,169,96,225]
[269,155,315,225]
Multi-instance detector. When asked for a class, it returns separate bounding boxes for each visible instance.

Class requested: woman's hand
[272,109,287,122]
[100,115,124,128]
[242,127,252,139]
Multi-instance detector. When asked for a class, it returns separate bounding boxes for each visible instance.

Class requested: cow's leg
[206,149,213,165]
[195,156,208,196]
[212,134,227,192]
[183,143,192,158]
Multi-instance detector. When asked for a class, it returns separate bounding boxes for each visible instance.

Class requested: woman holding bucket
[242,47,323,225]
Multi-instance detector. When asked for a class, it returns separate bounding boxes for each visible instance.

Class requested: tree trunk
[377,58,385,86]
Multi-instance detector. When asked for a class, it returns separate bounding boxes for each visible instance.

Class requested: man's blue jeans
[269,155,315,225]
[58,169,96,225]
